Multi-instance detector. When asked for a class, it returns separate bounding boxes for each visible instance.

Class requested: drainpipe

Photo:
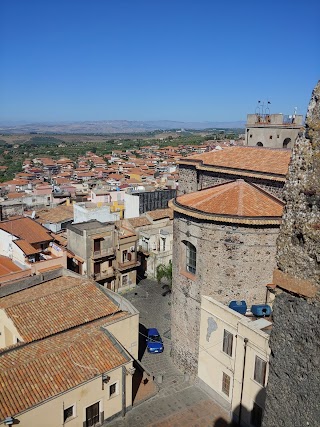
[238,338,249,426]
[121,366,126,417]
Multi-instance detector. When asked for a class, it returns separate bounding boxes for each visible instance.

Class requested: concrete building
[73,201,120,223]
[169,180,283,376]
[67,220,139,292]
[124,208,174,279]
[0,275,139,426]
[177,146,291,199]
[124,189,176,219]
[198,296,271,427]
[245,112,303,149]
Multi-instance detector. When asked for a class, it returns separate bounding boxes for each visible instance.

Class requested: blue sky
[1,0,319,122]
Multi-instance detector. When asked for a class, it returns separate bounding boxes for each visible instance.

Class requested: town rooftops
[36,205,74,224]
[0,277,121,343]
[179,146,291,180]
[0,217,52,243]
[170,180,284,225]
[127,217,152,228]
[0,316,129,420]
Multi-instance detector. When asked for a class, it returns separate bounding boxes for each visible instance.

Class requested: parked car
[146,328,164,353]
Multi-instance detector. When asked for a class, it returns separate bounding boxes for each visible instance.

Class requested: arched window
[283,138,291,148]
[186,242,196,274]
[256,142,263,147]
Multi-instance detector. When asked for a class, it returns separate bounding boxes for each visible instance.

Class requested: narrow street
[106,279,231,427]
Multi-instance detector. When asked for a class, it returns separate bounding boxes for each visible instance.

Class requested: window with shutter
[222,330,233,356]
[254,356,267,386]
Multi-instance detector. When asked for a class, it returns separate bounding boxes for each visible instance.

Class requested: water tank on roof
[251,304,272,317]
[229,300,247,315]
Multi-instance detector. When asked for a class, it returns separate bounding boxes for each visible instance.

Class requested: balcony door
[94,262,101,275]
[94,239,101,253]
[86,402,100,427]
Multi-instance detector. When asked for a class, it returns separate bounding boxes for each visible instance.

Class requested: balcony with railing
[117,259,140,271]
[93,267,115,281]
[92,247,115,259]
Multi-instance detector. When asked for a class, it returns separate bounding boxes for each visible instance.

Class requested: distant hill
[0,120,245,134]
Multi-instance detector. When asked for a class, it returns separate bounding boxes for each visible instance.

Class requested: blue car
[147,328,164,353]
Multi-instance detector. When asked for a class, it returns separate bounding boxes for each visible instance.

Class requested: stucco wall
[245,126,300,149]
[171,212,279,376]
[197,296,270,425]
[106,314,139,360]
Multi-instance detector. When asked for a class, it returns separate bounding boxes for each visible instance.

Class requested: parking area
[105,279,231,426]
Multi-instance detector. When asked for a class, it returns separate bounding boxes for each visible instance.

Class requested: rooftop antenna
[265,100,271,115]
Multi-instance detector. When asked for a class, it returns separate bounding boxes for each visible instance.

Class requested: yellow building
[0,275,139,426]
[197,296,271,427]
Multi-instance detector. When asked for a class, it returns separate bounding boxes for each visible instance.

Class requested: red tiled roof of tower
[182,146,291,176]
[176,180,284,218]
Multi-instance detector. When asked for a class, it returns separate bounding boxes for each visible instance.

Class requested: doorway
[86,402,100,427]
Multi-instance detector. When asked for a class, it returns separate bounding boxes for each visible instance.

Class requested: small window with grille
[222,372,230,396]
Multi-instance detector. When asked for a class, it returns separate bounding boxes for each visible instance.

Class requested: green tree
[156,260,172,292]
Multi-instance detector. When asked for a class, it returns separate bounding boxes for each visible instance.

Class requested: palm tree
[156,261,172,295]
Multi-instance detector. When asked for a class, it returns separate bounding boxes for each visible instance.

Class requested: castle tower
[262,82,320,426]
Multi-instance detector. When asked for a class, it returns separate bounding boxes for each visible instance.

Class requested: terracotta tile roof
[51,232,68,247]
[108,173,123,180]
[146,208,174,221]
[0,256,22,276]
[56,158,73,164]
[0,278,120,342]
[181,147,291,176]
[0,218,52,244]
[1,179,29,186]
[127,217,152,228]
[36,205,74,224]
[0,316,129,419]
[175,180,284,219]
[6,192,28,199]
[15,239,38,255]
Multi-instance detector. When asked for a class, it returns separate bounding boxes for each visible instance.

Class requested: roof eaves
[169,199,282,225]
[179,160,286,181]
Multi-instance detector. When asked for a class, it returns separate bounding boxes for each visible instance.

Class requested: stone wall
[177,165,197,195]
[263,293,320,426]
[263,82,320,426]
[179,166,284,199]
[171,212,279,376]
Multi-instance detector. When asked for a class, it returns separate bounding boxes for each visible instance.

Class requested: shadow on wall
[138,323,148,361]
[214,388,266,427]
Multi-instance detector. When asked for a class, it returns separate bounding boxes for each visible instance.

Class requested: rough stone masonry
[262,82,320,427]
